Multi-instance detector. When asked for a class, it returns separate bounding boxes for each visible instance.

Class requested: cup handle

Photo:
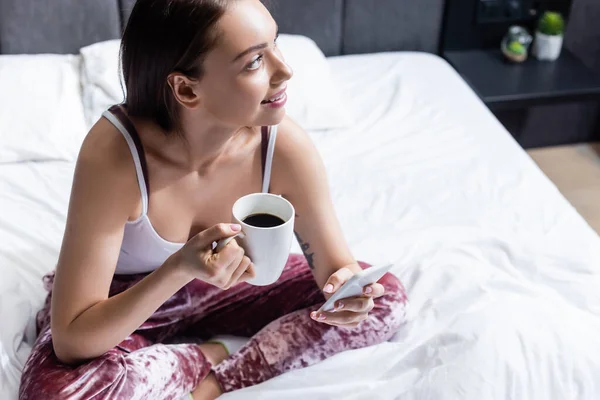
[214,232,245,253]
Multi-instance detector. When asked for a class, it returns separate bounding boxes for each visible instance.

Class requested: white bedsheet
[2,52,600,399]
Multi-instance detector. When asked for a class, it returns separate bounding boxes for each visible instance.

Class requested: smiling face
[169,0,293,129]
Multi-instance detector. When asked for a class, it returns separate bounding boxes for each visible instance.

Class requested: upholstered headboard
[0,0,444,56]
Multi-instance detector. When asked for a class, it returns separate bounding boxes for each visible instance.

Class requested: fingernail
[324,284,334,293]
[230,224,241,232]
[318,314,326,321]
[336,301,344,310]
[364,286,373,294]
[310,312,317,319]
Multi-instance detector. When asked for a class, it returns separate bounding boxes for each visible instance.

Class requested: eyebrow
[232,24,279,62]
[232,43,269,62]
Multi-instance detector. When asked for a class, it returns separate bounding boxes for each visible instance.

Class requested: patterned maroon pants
[19,254,408,399]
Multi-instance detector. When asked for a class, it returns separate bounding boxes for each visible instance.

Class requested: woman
[19,0,408,399]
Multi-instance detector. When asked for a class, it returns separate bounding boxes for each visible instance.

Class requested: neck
[147,110,247,172]
[182,111,246,170]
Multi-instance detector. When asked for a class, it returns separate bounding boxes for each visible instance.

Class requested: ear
[167,73,201,109]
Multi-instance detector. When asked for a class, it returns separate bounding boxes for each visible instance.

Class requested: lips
[261,87,287,104]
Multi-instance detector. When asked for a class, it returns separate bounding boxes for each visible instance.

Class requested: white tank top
[102,105,278,275]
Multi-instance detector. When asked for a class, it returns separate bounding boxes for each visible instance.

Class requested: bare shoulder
[73,117,140,218]
[273,115,319,166]
[271,115,326,195]
[79,118,135,174]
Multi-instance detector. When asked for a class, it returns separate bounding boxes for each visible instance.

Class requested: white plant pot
[533,31,563,61]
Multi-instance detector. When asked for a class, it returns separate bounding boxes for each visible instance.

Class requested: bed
[2,1,600,399]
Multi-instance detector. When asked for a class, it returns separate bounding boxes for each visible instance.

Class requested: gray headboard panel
[123,0,346,56]
[0,0,442,56]
[343,0,445,54]
[0,0,121,54]
[261,0,345,57]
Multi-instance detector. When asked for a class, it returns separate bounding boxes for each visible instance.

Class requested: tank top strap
[261,125,278,193]
[102,105,150,215]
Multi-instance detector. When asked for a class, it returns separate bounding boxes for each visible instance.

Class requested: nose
[269,48,293,87]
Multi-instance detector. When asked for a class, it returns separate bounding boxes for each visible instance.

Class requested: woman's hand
[171,223,256,290]
[310,267,385,328]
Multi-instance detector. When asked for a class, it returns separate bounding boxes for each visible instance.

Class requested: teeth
[265,93,284,103]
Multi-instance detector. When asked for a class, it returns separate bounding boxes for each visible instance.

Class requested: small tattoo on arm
[295,232,316,270]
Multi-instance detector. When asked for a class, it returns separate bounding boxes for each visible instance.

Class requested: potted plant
[501,26,533,63]
[533,11,565,61]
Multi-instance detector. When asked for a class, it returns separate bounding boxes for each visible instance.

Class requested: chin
[236,105,288,128]
[259,107,287,127]
[241,110,285,128]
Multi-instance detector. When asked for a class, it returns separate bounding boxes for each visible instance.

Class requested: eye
[246,55,263,71]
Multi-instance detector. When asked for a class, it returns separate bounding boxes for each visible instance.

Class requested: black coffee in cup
[242,213,285,228]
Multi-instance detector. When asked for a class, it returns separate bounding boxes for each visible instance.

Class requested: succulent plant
[508,41,526,55]
[501,25,532,62]
[537,11,565,36]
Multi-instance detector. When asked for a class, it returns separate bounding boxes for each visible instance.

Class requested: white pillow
[80,40,125,129]
[0,54,88,163]
[79,34,352,131]
[277,34,353,130]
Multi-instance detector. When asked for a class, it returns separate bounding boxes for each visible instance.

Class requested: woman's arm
[271,117,360,287]
[272,116,386,327]
[51,122,249,364]
[50,122,190,364]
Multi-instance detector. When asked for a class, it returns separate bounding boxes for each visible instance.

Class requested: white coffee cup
[216,193,295,286]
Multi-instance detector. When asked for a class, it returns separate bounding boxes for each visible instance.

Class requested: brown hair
[121,0,229,133]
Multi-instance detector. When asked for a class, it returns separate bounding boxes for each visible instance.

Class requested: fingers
[333,296,374,313]
[214,241,257,289]
[322,267,354,295]
[309,296,374,327]
[362,282,385,298]
[310,310,368,327]
[183,223,255,288]
[221,241,245,273]
[213,237,243,267]
[214,233,244,253]
[207,239,244,288]
[238,263,257,283]
[223,256,252,290]
[196,223,242,247]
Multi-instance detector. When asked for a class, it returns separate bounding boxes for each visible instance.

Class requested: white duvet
[2,53,600,400]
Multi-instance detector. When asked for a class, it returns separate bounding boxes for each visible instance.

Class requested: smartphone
[317,263,394,313]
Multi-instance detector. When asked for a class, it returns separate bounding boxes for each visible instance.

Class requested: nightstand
[444,48,600,111]
[439,0,600,148]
